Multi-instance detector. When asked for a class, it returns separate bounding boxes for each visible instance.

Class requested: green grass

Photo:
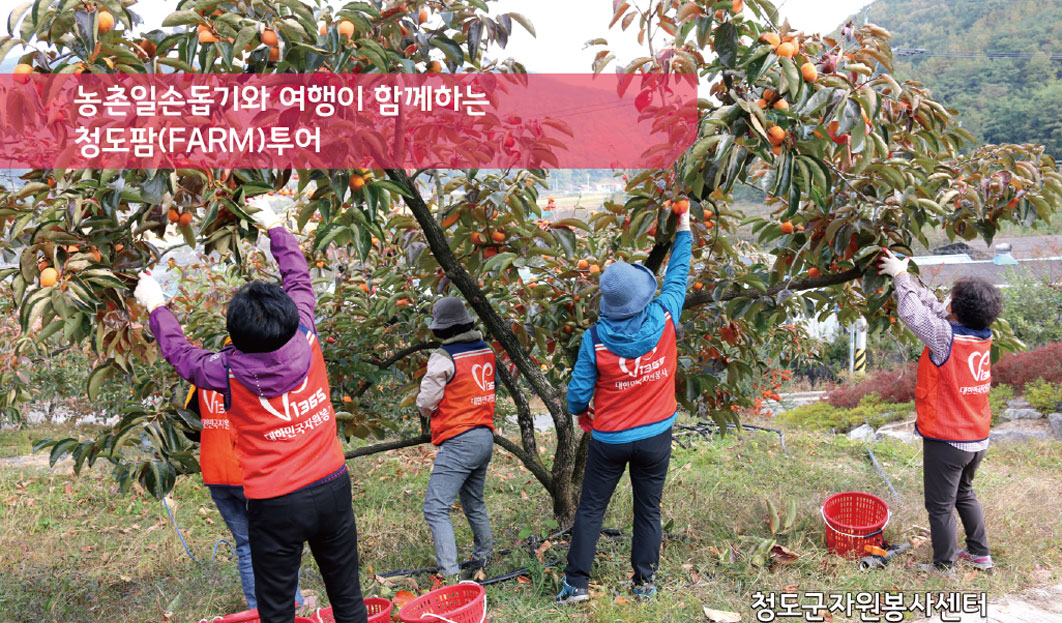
[2,421,1061,622]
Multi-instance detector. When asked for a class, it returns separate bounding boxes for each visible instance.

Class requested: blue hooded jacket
[567,230,692,443]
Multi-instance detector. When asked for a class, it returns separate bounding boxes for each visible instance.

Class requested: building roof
[915,234,1062,287]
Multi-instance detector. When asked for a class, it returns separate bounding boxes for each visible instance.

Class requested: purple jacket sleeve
[149,306,232,392]
[268,227,316,332]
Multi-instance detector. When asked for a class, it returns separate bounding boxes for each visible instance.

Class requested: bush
[1001,272,1062,348]
[825,363,918,408]
[1024,378,1062,414]
[993,342,1062,389]
[988,384,1014,426]
[780,394,913,433]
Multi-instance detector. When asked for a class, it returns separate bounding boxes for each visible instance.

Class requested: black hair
[226,281,300,353]
[431,322,475,341]
[950,277,1002,331]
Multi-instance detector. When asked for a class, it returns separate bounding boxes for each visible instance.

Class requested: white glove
[134,273,166,312]
[249,199,282,230]
[676,210,690,232]
[877,248,909,278]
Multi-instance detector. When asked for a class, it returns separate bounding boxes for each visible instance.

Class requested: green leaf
[370,179,412,198]
[87,362,115,402]
[138,460,177,499]
[49,438,79,467]
[430,36,464,65]
[161,10,203,27]
[715,22,737,68]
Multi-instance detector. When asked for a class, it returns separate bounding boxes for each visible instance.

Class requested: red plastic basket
[196,609,259,623]
[821,491,890,558]
[398,582,486,623]
[311,598,393,623]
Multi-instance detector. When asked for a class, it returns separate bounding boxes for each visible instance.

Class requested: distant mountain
[847,0,1062,158]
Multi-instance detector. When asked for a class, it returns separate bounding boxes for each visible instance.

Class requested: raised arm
[147,304,232,392]
[893,273,953,364]
[653,224,693,322]
[267,227,316,331]
[879,250,952,364]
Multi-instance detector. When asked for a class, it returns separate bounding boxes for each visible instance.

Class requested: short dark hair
[951,277,1002,331]
[431,322,474,341]
[226,281,299,353]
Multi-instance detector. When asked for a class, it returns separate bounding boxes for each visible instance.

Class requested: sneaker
[957,550,994,570]
[555,579,590,604]
[632,583,657,602]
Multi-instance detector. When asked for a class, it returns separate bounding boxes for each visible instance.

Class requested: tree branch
[494,362,543,470]
[351,341,439,399]
[492,433,553,493]
[683,267,863,308]
[383,169,573,442]
[343,434,432,460]
[363,341,439,368]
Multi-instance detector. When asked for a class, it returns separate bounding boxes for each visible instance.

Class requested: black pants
[564,428,672,589]
[923,439,990,566]
[247,470,368,623]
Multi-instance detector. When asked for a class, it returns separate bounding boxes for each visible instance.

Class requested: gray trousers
[923,438,990,566]
[423,426,494,576]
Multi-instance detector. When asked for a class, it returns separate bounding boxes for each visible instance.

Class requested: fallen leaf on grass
[770,544,800,564]
[534,540,553,562]
[703,607,741,622]
[516,575,532,585]
[473,567,487,582]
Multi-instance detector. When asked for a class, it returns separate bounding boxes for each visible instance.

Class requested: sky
[120,0,874,72]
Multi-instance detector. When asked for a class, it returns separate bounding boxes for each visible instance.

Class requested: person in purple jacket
[134,202,368,623]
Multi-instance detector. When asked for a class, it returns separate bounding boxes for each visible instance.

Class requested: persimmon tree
[3,0,1061,522]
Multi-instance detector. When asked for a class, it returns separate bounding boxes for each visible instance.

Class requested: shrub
[988,384,1014,426]
[825,363,918,408]
[780,394,913,433]
[1024,378,1062,414]
[993,342,1062,389]
[1001,272,1062,348]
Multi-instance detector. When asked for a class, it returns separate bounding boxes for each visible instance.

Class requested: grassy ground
[2,420,1061,622]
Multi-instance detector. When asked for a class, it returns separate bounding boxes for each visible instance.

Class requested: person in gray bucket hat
[556,207,692,604]
[416,296,496,582]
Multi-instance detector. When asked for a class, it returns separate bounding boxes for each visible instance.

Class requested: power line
[895,47,1062,61]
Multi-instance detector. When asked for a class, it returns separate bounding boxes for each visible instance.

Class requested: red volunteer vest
[433,341,496,446]
[227,328,345,499]
[915,329,993,443]
[197,389,243,487]
[591,313,678,432]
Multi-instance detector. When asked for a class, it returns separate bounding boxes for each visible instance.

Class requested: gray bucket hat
[429,296,473,330]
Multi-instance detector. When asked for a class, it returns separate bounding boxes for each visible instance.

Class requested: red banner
[0,73,698,170]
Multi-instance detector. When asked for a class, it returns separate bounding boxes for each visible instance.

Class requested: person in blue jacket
[556,208,692,603]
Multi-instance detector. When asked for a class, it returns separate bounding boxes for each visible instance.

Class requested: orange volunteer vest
[226,327,345,499]
[915,327,993,443]
[591,312,678,433]
[194,388,243,487]
[433,341,496,446]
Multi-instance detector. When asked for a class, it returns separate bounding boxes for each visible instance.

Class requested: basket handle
[820,505,892,540]
[419,581,487,623]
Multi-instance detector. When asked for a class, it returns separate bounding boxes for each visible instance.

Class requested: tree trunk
[386,169,579,523]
